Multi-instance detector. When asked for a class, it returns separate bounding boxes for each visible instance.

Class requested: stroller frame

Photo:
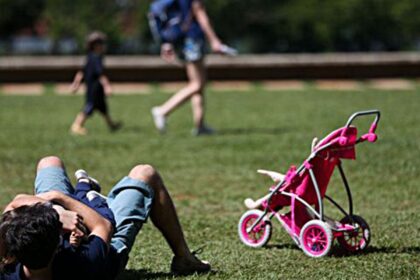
[239,110,380,257]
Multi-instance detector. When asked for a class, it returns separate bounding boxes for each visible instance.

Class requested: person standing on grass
[70,31,121,136]
[149,0,234,136]
[0,156,210,280]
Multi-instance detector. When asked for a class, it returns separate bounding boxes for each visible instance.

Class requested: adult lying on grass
[0,156,210,280]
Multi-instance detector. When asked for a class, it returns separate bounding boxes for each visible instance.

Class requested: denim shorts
[35,167,154,257]
[176,37,205,62]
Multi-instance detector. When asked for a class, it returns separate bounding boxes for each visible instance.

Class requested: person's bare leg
[71,112,88,135]
[190,61,206,129]
[37,156,65,171]
[191,93,204,129]
[128,165,210,274]
[190,62,206,128]
[128,165,190,257]
[100,112,121,131]
[158,61,204,117]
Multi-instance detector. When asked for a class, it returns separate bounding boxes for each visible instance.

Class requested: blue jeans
[35,167,154,259]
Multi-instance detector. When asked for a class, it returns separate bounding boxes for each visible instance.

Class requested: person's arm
[37,191,113,246]
[70,71,84,93]
[99,75,112,96]
[3,194,86,236]
[3,194,45,213]
[191,0,222,52]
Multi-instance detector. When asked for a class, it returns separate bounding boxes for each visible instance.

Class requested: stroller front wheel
[238,210,272,248]
[337,215,370,253]
[300,220,333,258]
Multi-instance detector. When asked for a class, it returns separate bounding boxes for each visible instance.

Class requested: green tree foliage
[44,0,120,50]
[1,0,420,53]
[206,0,420,52]
[0,0,46,37]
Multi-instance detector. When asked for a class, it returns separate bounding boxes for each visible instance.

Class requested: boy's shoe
[75,169,101,192]
[192,125,215,136]
[170,254,211,275]
[70,124,87,136]
[110,121,123,132]
[151,107,166,133]
[86,190,108,202]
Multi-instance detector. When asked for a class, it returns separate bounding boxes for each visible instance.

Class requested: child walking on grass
[70,31,121,135]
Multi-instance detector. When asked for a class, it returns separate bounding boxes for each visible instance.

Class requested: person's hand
[69,231,83,247]
[161,43,176,63]
[210,39,223,53]
[69,81,80,94]
[52,205,87,236]
[104,85,112,96]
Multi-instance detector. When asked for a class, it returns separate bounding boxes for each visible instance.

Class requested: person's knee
[188,80,204,93]
[128,164,160,185]
[37,156,64,171]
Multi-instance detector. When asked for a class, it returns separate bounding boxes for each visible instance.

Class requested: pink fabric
[315,126,358,159]
[264,126,359,220]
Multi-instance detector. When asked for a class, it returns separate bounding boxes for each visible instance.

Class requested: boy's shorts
[83,101,108,116]
[84,83,108,116]
[35,167,154,257]
[176,37,205,62]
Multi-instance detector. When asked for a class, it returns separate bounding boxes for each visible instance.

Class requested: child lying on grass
[69,169,115,248]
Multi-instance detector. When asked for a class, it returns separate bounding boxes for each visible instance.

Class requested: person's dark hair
[0,203,62,269]
[86,31,107,51]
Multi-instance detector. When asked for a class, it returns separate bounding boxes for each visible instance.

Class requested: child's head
[86,31,107,53]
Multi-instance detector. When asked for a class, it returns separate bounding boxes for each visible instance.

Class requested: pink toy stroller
[238,110,380,257]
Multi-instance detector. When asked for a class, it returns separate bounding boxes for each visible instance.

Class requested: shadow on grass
[265,243,300,251]
[217,127,287,136]
[118,269,172,280]
[363,245,420,255]
[264,243,420,258]
[119,269,221,280]
[331,245,420,258]
[120,125,142,133]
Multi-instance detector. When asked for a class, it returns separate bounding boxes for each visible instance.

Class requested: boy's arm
[99,75,112,96]
[37,191,113,246]
[3,194,85,236]
[192,0,222,52]
[70,71,84,93]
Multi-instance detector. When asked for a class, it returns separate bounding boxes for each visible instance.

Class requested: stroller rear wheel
[238,210,272,248]
[300,220,333,257]
[337,215,370,252]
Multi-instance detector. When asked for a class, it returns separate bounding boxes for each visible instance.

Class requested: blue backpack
[148,0,192,43]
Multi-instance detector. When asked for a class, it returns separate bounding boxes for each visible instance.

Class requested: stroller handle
[345,110,380,130]
[340,110,380,145]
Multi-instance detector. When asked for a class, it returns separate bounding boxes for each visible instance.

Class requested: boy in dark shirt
[70,31,121,135]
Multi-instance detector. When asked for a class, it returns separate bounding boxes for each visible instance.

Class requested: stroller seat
[266,126,359,211]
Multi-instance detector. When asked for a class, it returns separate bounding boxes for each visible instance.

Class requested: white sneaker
[74,169,101,192]
[86,190,108,202]
[151,107,166,133]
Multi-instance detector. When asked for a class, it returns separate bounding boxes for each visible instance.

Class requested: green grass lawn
[0,88,419,279]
